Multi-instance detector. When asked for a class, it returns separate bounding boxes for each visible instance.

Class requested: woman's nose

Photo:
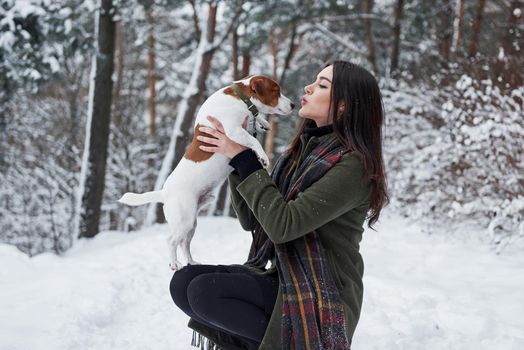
[304,85,311,94]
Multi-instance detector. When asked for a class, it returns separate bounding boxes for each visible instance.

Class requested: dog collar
[231,83,259,138]
[231,83,259,118]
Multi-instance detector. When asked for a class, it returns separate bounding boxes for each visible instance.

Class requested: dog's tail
[117,190,164,206]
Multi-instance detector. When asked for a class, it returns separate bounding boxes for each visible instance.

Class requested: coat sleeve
[235,154,371,244]
[227,172,258,231]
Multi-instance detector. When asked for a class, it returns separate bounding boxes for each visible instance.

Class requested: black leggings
[169,264,279,344]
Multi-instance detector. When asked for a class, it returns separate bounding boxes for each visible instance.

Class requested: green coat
[189,131,372,349]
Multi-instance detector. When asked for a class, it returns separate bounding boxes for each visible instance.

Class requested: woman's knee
[186,274,216,316]
[170,264,225,308]
[169,264,196,307]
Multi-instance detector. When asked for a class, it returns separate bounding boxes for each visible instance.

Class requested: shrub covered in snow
[384,75,523,245]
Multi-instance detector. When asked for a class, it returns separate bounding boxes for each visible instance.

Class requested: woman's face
[299,65,333,127]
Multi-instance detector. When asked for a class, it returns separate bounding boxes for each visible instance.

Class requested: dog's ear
[250,76,269,96]
[249,76,281,106]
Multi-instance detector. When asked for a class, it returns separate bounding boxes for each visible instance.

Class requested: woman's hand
[197,115,249,159]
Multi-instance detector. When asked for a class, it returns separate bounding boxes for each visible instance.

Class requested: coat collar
[303,121,334,138]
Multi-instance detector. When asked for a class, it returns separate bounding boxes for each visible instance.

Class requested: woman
[169,60,389,350]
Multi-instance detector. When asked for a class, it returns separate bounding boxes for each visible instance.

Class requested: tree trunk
[109,210,118,231]
[362,0,378,74]
[109,20,124,233]
[146,9,156,141]
[390,0,404,75]
[241,48,250,77]
[63,59,83,156]
[77,0,116,238]
[437,0,453,62]
[501,0,522,89]
[113,20,124,113]
[146,7,158,205]
[68,87,79,149]
[502,0,521,57]
[264,29,279,171]
[232,28,240,80]
[189,0,201,43]
[62,59,84,237]
[0,76,9,173]
[262,25,299,171]
[451,0,465,53]
[278,24,298,85]
[468,0,487,58]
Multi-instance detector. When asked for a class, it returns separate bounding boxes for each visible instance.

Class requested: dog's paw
[169,261,184,271]
[256,117,271,132]
[258,154,270,169]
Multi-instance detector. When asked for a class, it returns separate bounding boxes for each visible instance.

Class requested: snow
[0,31,16,47]
[498,47,505,61]
[1,211,523,350]
[6,0,46,18]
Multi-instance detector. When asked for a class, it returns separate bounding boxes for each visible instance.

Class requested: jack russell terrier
[118,75,294,270]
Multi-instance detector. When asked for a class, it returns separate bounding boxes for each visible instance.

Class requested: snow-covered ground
[1,210,523,350]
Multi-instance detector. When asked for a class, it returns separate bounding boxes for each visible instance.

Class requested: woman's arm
[226,148,264,231]
[227,170,258,231]
[235,153,371,244]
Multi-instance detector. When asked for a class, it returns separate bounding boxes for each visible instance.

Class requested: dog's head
[227,75,295,115]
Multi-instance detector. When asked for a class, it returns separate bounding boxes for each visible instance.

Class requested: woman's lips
[301,97,307,105]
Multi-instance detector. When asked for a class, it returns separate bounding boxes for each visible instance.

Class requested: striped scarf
[244,133,351,349]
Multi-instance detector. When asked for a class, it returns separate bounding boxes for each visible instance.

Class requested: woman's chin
[298,109,307,118]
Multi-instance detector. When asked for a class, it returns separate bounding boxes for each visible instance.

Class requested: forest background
[1,0,522,256]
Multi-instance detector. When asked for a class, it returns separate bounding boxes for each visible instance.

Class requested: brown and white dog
[118,75,294,270]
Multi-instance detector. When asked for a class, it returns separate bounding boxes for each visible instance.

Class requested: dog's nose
[290,103,295,109]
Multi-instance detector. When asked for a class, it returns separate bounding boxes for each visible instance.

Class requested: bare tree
[146,8,157,141]
[241,48,250,77]
[451,0,465,53]
[468,0,487,57]
[437,0,453,61]
[232,28,240,80]
[263,25,300,170]
[264,28,281,171]
[500,0,523,88]
[390,0,405,75]
[113,21,124,110]
[502,0,522,58]
[362,0,378,74]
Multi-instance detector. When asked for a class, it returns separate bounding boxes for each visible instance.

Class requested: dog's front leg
[227,127,269,168]
[255,115,271,132]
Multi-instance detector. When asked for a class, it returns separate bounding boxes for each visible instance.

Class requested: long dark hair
[285,60,389,230]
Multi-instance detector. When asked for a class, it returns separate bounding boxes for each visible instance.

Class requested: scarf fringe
[190,330,222,350]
